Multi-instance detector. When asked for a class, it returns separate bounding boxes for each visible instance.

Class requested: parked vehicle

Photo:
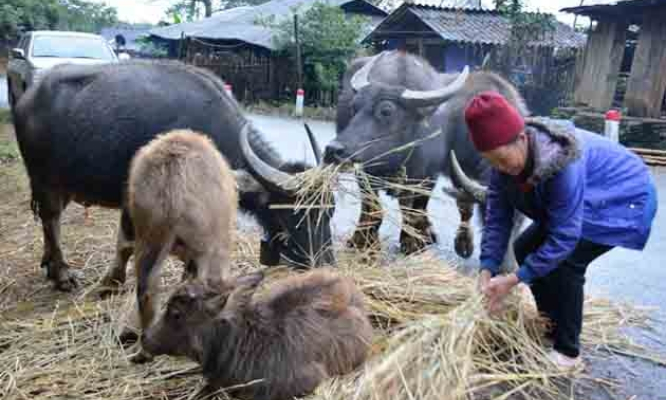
[6,30,126,109]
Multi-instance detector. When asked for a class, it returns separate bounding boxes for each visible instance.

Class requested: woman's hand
[482,273,519,315]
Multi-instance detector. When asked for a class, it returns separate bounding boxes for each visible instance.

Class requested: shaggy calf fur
[143,269,374,400]
[127,129,238,360]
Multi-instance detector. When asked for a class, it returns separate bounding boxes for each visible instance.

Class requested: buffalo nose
[323,140,347,164]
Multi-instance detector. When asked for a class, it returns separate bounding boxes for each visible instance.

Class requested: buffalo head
[324,51,469,174]
[236,123,335,269]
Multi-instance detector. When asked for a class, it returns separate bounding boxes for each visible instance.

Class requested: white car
[6,30,129,110]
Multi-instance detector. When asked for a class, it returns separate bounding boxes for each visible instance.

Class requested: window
[30,35,115,60]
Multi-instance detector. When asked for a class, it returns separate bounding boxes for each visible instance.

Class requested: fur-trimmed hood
[523,117,582,186]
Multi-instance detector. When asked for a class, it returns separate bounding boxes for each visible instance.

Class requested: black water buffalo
[323,50,526,267]
[12,60,335,292]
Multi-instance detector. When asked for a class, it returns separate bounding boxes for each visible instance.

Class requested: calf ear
[224,271,265,312]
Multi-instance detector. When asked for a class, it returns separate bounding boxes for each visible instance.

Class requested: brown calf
[142,269,374,400]
[125,129,238,361]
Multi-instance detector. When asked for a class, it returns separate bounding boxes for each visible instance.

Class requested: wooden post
[294,14,303,90]
[623,8,666,118]
[178,31,185,60]
[573,18,627,111]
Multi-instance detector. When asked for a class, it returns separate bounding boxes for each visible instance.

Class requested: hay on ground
[1,126,664,400]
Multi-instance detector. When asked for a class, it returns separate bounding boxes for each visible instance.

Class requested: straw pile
[1,127,664,400]
[1,239,663,400]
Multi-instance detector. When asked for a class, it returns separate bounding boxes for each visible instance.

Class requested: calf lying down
[143,269,374,400]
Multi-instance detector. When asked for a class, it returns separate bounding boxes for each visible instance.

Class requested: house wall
[381,39,491,73]
[623,6,666,118]
[444,43,467,73]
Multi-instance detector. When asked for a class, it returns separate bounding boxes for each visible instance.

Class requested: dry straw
[1,128,664,400]
[1,245,663,400]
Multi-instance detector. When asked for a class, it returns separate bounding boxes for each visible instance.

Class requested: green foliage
[135,36,169,58]
[159,0,270,24]
[494,0,556,43]
[258,2,369,96]
[0,109,11,125]
[0,0,118,42]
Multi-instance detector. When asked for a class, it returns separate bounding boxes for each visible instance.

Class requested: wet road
[247,113,666,399]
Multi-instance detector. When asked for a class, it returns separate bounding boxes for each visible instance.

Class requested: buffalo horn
[350,52,384,91]
[239,122,299,193]
[450,149,487,204]
[304,123,322,165]
[401,65,470,108]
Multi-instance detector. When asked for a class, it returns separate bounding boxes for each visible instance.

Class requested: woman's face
[481,132,529,176]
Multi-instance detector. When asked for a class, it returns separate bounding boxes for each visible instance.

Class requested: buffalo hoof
[399,228,437,255]
[454,225,474,259]
[346,229,380,250]
[129,347,154,364]
[119,327,140,346]
[42,260,82,292]
[95,272,128,298]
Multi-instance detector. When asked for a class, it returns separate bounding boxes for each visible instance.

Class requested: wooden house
[561,0,666,118]
[362,2,586,114]
[147,0,387,102]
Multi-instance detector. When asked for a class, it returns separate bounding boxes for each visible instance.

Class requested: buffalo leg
[98,209,134,296]
[499,212,525,274]
[347,186,383,250]
[454,195,476,259]
[35,189,79,291]
[476,203,524,273]
[399,191,437,255]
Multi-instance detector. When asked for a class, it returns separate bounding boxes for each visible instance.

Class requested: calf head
[324,51,470,176]
[142,272,264,360]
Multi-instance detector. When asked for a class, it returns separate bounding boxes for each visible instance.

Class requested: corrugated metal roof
[149,0,384,50]
[370,4,586,48]
[561,0,666,17]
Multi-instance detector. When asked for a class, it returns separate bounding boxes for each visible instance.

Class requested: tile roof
[370,4,587,48]
[149,0,386,50]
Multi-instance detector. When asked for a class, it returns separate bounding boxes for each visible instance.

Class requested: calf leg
[128,237,172,363]
[347,186,383,250]
[399,191,437,255]
[454,195,476,259]
[98,209,134,296]
[34,189,79,291]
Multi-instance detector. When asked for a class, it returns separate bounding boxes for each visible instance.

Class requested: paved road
[247,113,666,399]
[0,74,8,109]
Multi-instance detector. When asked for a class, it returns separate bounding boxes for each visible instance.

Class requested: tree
[0,0,117,43]
[259,2,369,104]
[490,0,556,76]
[159,0,270,23]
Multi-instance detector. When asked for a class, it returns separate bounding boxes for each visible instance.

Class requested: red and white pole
[224,83,233,98]
[295,88,304,117]
[605,109,621,143]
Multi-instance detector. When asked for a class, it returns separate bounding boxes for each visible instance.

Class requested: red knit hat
[464,91,525,153]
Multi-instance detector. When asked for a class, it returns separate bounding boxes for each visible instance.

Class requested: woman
[463,91,658,369]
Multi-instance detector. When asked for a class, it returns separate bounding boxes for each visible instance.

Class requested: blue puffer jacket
[480,118,659,284]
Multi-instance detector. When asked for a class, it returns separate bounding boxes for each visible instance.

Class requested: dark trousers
[513,224,613,358]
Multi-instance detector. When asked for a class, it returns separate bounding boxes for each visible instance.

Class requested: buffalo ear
[234,170,265,193]
[204,293,228,313]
